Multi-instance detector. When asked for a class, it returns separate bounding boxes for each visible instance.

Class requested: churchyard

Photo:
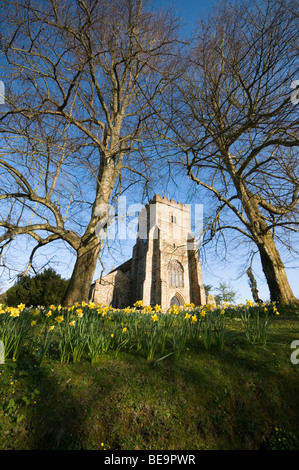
[0,300,298,450]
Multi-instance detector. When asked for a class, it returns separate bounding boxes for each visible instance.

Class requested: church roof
[109,258,132,274]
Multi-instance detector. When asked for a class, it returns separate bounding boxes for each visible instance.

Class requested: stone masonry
[90,194,206,310]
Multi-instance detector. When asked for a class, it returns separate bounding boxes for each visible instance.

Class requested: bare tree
[156,0,299,304]
[0,0,179,304]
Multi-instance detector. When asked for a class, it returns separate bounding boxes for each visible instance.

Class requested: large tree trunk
[62,164,118,306]
[257,232,298,304]
[230,168,298,306]
[245,201,298,306]
[62,235,101,306]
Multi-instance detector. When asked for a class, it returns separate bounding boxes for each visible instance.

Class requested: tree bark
[241,186,297,305]
[257,232,298,305]
[61,160,119,305]
[62,234,101,306]
[228,159,298,305]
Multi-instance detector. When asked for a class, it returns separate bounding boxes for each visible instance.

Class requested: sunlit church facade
[90,194,206,310]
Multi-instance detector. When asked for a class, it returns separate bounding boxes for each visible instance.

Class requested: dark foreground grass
[0,311,299,450]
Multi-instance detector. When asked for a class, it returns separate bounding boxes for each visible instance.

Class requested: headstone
[207,294,216,306]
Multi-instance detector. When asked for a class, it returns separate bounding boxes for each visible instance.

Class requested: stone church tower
[90,194,206,310]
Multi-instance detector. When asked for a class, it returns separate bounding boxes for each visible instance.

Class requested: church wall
[92,194,206,310]
[92,270,132,308]
[159,239,191,310]
[188,245,206,306]
[130,237,148,303]
[155,196,192,310]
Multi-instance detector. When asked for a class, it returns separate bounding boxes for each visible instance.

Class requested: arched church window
[170,296,180,307]
[168,260,184,287]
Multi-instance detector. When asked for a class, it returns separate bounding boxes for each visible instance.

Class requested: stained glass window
[168,260,184,287]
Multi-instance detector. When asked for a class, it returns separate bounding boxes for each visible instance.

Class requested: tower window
[168,260,184,287]
[170,215,176,224]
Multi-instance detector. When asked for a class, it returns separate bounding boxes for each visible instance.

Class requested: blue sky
[143,0,298,302]
[147,0,298,302]
[152,0,219,20]
[1,0,298,304]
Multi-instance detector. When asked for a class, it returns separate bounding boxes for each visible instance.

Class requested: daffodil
[76,308,83,317]
[151,314,159,322]
[144,305,153,313]
[54,315,64,323]
[10,308,20,317]
[169,305,179,315]
[273,305,279,315]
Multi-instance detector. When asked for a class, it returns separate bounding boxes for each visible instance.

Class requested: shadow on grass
[15,357,91,449]
[170,338,299,449]
[10,327,299,450]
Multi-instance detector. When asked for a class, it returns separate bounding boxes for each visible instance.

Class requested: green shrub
[5,269,69,307]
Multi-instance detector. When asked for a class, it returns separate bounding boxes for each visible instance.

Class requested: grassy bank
[0,303,298,450]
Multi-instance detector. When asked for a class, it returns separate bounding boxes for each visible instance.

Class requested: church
[90,194,206,310]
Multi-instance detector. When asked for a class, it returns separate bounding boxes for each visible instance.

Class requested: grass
[0,302,298,450]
